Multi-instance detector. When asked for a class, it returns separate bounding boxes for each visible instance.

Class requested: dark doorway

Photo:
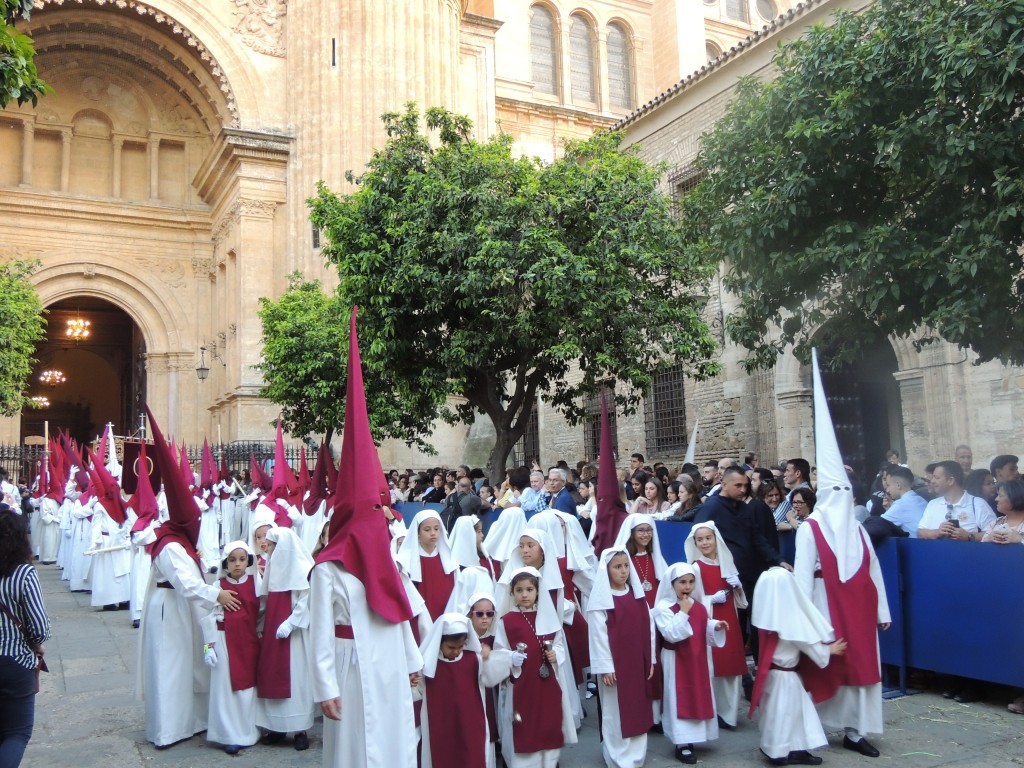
[22,297,146,445]
[817,332,904,488]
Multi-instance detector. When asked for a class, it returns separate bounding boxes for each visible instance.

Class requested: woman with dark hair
[631,477,669,516]
[0,507,50,766]
[777,487,816,532]
[966,469,997,513]
[664,476,701,522]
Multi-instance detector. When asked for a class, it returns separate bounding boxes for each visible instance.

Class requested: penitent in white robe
[756,638,830,759]
[195,495,221,581]
[655,607,725,747]
[139,542,220,747]
[37,498,62,564]
[256,589,315,733]
[89,504,132,607]
[296,498,328,556]
[310,561,421,768]
[793,525,890,736]
[67,498,94,591]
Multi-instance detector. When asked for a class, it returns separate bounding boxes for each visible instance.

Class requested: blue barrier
[394,501,445,521]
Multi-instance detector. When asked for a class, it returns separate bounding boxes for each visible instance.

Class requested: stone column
[894,369,929,470]
[20,121,33,187]
[111,136,124,197]
[775,388,814,461]
[145,352,197,440]
[60,129,72,192]
[148,136,161,200]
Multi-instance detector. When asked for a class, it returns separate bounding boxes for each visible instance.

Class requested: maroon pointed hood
[268,419,300,503]
[146,406,202,568]
[200,439,215,493]
[314,308,412,623]
[129,441,160,533]
[591,393,628,555]
[90,449,127,525]
[178,441,194,489]
[303,441,331,515]
[250,453,271,493]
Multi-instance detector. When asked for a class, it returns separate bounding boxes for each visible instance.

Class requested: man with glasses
[917,461,995,542]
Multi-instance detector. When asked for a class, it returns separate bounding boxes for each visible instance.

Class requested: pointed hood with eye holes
[312,307,412,624]
[808,348,865,582]
[592,393,628,555]
[145,405,202,570]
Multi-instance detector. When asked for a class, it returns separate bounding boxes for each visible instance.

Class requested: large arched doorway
[22,297,146,445]
[818,330,905,484]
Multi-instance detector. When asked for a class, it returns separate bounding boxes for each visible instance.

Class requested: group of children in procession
[26,321,883,768]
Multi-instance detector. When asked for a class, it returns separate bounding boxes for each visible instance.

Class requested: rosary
[635,552,653,592]
[519,609,553,679]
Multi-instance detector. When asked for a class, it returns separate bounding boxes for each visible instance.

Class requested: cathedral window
[569,14,597,105]
[530,4,559,96]
[607,22,633,111]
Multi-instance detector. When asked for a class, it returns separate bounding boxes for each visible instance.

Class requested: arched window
[607,22,633,110]
[530,5,559,96]
[706,40,722,61]
[725,0,749,22]
[569,15,596,105]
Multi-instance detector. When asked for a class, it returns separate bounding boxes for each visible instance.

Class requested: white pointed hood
[684,418,699,466]
[809,348,865,582]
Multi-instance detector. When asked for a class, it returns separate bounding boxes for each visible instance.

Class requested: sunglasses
[471,610,496,618]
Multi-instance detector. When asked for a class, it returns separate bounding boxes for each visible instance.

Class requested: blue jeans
[0,656,36,768]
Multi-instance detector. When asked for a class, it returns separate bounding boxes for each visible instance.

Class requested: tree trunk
[486,424,521,486]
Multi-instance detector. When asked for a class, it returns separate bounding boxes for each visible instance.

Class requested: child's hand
[320,697,341,720]
[715,620,729,632]
[544,649,557,665]
[829,639,848,656]
[409,673,422,687]
[677,597,692,613]
[602,673,616,686]
[481,644,491,661]
[648,664,655,681]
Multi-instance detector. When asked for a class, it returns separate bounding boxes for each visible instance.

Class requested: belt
[661,639,681,651]
[813,569,823,578]
[770,663,796,672]
[156,581,173,589]
[216,621,226,631]
[334,624,354,639]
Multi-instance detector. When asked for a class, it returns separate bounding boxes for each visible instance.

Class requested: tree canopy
[257,273,438,448]
[0,259,46,416]
[2,0,48,108]
[682,0,1024,370]
[308,105,718,479]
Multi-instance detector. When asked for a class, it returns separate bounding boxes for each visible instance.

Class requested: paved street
[22,563,1024,768]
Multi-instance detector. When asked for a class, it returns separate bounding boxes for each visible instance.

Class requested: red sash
[502,611,564,753]
[608,592,655,737]
[747,629,781,718]
[425,652,487,768]
[695,561,747,677]
[219,576,261,692]
[663,602,715,721]
[799,520,881,704]
[418,554,456,622]
[256,590,293,699]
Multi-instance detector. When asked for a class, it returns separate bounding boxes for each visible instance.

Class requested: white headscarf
[586,548,645,613]
[464,590,499,640]
[483,506,527,562]
[495,566,562,636]
[392,553,429,618]
[809,348,866,582]
[449,515,490,569]
[394,509,458,581]
[684,520,748,610]
[611,514,668,578]
[497,527,563,590]
[250,506,277,558]
[444,565,497,615]
[752,567,834,644]
[419,612,483,678]
[390,518,408,554]
[653,562,707,615]
[259,527,314,595]
[530,510,597,573]
[220,539,254,576]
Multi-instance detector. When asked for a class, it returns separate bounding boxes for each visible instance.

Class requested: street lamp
[196,346,210,382]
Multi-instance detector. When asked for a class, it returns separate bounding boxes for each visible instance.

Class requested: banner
[121,440,160,494]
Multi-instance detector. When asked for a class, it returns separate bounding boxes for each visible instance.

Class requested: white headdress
[259,527,314,594]
[497,527,563,590]
[392,553,429,617]
[752,567,834,644]
[220,539,254,574]
[653,561,706,615]
[684,418,699,466]
[586,547,645,613]
[394,508,458,581]
[448,515,489,569]
[418,612,482,678]
[483,506,527,562]
[444,565,497,615]
[810,348,865,582]
[495,566,561,636]
[611,513,668,578]
[530,510,597,574]
[684,520,748,609]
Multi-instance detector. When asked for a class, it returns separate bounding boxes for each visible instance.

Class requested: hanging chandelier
[66,317,91,341]
[31,395,50,408]
[40,370,67,387]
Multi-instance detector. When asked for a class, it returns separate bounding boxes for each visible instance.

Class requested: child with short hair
[204,541,262,754]
[495,567,577,767]
[587,548,655,768]
[653,563,727,765]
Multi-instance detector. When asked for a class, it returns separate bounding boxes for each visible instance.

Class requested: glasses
[471,610,496,618]
[792,500,808,506]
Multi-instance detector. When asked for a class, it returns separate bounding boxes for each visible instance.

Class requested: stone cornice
[194,128,293,211]
[0,189,212,233]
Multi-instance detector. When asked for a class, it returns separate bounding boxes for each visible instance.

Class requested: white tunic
[793,525,890,735]
[139,542,220,747]
[88,504,132,607]
[655,606,725,746]
[56,494,75,572]
[256,589,315,733]
[757,638,830,759]
[37,497,62,563]
[129,532,152,623]
[195,495,221,580]
[310,561,421,768]
[296,499,328,556]
[68,499,94,591]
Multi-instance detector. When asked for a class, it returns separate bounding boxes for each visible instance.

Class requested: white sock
[845,727,863,742]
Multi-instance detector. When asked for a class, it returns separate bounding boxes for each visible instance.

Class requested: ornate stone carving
[135,257,186,289]
[191,257,214,279]
[228,323,237,336]
[34,0,241,127]
[83,264,96,279]
[238,198,279,217]
[231,0,287,58]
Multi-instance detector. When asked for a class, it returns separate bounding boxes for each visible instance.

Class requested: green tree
[257,273,438,448]
[2,0,49,108]
[0,259,46,416]
[310,105,718,481]
[682,0,1024,371]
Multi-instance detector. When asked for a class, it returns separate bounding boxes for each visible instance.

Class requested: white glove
[710,589,729,605]
[276,620,293,639]
[725,574,741,589]
[203,645,218,667]
[510,651,527,668]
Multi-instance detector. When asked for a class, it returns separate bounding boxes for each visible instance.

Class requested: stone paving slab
[22,562,1024,768]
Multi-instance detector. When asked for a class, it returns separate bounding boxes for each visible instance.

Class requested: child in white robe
[750,567,846,766]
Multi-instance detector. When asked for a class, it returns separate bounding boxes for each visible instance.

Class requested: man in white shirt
[917,461,996,541]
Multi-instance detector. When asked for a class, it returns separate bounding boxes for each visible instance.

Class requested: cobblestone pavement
[22,563,1024,767]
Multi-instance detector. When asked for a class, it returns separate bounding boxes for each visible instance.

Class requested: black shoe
[760,750,788,766]
[293,732,309,751]
[718,715,737,730]
[224,745,241,755]
[132,619,140,629]
[261,731,286,745]
[675,744,697,764]
[842,735,880,757]
[103,604,118,611]
[942,687,959,699]
[788,751,823,766]
[743,674,754,702]
[649,722,663,734]
[954,687,979,703]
